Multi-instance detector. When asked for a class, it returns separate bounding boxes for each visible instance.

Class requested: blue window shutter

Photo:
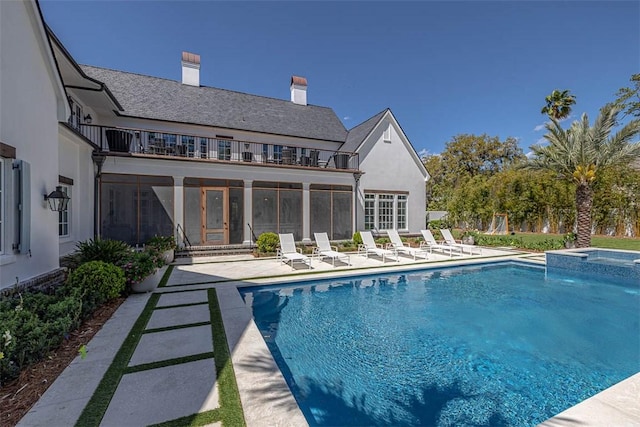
[12,160,30,254]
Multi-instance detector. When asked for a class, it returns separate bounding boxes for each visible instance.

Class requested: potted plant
[121,250,164,293]
[146,235,176,263]
[461,230,476,245]
[563,232,577,249]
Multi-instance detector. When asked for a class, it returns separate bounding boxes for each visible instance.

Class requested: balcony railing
[76,124,359,171]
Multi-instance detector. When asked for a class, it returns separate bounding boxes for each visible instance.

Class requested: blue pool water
[241,262,640,426]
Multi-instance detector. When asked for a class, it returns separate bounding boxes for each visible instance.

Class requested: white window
[383,124,392,142]
[397,195,407,229]
[364,194,375,230]
[58,185,70,237]
[378,195,394,229]
[363,192,409,231]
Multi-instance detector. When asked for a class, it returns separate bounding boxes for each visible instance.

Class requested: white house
[0,0,429,291]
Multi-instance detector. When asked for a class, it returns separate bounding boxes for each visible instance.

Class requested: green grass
[514,232,640,251]
[75,293,160,427]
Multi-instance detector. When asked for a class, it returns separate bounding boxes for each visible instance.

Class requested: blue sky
[40,1,639,156]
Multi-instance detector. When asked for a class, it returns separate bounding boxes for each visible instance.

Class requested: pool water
[241,263,640,426]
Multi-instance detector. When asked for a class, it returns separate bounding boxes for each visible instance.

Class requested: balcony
[76,124,359,171]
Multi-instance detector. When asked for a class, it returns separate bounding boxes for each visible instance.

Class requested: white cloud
[417,148,430,158]
[343,116,351,121]
[535,137,547,145]
[533,122,548,132]
[525,151,535,158]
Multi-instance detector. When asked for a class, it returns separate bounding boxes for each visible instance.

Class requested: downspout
[353,170,364,233]
[91,152,106,238]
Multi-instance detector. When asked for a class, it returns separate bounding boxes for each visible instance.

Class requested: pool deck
[17,248,640,426]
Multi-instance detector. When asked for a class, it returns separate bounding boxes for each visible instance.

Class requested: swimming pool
[241,262,640,426]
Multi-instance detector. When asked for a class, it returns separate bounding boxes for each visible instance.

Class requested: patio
[17,249,640,427]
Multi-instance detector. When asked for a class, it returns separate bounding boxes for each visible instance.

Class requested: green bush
[428,219,452,230]
[352,232,363,246]
[0,292,83,386]
[146,235,176,252]
[256,232,279,253]
[64,238,132,270]
[64,261,125,316]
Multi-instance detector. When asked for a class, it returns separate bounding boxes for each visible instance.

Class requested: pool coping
[213,253,639,426]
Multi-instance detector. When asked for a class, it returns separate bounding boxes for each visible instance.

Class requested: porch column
[302,182,311,243]
[243,179,253,246]
[173,176,184,248]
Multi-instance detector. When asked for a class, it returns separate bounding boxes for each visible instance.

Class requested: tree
[611,73,640,119]
[541,89,577,120]
[527,104,640,247]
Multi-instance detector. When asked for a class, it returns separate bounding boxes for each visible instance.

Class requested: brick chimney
[181,52,200,86]
[290,76,307,105]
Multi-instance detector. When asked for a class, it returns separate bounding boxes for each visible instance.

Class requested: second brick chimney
[290,76,307,106]
[181,52,200,86]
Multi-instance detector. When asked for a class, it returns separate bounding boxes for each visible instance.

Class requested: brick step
[175,244,255,258]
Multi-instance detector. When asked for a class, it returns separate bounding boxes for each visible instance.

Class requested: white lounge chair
[386,229,428,260]
[277,233,311,270]
[358,231,399,262]
[419,229,462,257]
[440,229,482,255]
[313,232,351,267]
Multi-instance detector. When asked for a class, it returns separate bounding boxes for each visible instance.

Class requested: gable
[350,110,429,180]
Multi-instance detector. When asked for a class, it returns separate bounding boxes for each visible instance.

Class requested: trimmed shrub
[256,232,279,254]
[352,232,363,246]
[0,292,83,386]
[64,261,125,317]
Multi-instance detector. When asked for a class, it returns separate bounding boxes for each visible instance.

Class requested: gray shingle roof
[81,65,348,142]
[341,109,388,152]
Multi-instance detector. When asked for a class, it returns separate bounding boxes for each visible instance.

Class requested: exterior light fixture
[44,186,70,212]
[84,114,93,124]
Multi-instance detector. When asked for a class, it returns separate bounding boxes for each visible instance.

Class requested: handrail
[74,124,360,171]
[247,223,258,243]
[176,223,191,248]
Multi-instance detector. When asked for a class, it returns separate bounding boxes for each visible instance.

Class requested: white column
[173,176,184,248]
[302,182,311,243]
[243,180,253,245]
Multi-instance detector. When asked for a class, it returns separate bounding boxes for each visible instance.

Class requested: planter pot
[564,241,576,249]
[162,249,174,264]
[462,235,475,245]
[105,129,132,152]
[131,266,167,293]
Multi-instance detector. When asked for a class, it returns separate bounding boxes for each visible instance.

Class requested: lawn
[512,232,640,251]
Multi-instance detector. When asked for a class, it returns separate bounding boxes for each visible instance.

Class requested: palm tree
[527,104,640,247]
[541,89,577,120]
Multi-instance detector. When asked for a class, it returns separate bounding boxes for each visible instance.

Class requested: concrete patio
[16,248,640,427]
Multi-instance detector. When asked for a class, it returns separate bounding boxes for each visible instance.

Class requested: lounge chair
[358,231,399,262]
[386,229,428,260]
[313,232,351,267]
[419,229,462,257]
[440,229,482,255]
[277,233,312,270]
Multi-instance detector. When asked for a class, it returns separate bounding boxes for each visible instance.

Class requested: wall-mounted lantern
[83,114,93,124]
[44,186,70,212]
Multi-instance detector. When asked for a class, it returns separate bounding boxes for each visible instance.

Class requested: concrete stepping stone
[156,290,208,307]
[129,324,213,367]
[146,304,210,330]
[101,358,219,427]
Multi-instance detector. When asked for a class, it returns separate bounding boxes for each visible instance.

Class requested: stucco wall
[58,127,96,255]
[0,1,64,289]
[357,118,427,233]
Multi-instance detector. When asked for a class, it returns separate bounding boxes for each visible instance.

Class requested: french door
[201,187,228,245]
